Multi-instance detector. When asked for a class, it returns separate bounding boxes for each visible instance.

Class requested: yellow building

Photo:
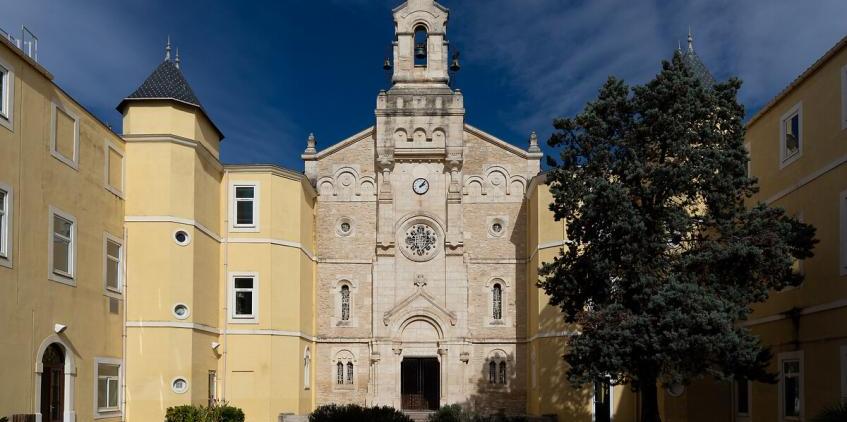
[726,34,847,422]
[0,35,126,422]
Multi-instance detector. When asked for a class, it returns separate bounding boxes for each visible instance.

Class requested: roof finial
[304,132,317,155]
[528,130,541,153]
[687,26,694,52]
[165,35,172,61]
[175,48,180,69]
[677,40,682,52]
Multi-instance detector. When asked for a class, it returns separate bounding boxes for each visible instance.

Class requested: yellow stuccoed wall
[0,41,125,421]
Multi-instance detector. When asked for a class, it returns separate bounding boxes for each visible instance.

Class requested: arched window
[336,362,344,385]
[498,361,507,384]
[414,26,428,67]
[492,283,503,320]
[346,362,354,384]
[304,348,311,389]
[340,285,350,321]
[488,361,497,384]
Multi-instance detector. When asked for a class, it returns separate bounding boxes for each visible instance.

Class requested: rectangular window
[104,236,122,293]
[0,58,13,131]
[50,103,79,169]
[779,103,802,168]
[841,64,847,130]
[0,187,8,260]
[0,64,7,118]
[233,185,257,228]
[208,370,217,406]
[230,273,258,322]
[230,182,259,232]
[50,208,76,282]
[735,379,750,416]
[95,359,121,416]
[105,142,124,196]
[841,191,847,277]
[779,351,803,421]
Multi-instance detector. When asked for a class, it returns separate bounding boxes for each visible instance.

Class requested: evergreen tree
[540,52,817,422]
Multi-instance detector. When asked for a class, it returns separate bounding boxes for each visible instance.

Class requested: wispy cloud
[454,0,847,138]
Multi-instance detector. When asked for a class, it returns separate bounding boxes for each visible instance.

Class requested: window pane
[107,240,120,259]
[0,68,5,114]
[236,201,254,225]
[235,186,254,199]
[97,378,108,408]
[108,378,119,407]
[99,363,119,377]
[785,114,799,155]
[337,362,343,384]
[234,277,253,289]
[0,190,5,212]
[235,291,252,315]
[53,238,70,273]
[55,108,76,159]
[54,215,72,237]
[783,360,800,417]
[489,361,496,383]
[346,362,353,384]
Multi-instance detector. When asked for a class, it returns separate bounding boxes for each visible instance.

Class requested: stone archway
[34,335,76,422]
[393,315,447,411]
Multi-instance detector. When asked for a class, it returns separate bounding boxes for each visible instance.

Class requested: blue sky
[5,0,847,171]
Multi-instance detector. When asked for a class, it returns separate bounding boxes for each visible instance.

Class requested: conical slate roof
[679,32,716,88]
[124,59,201,107]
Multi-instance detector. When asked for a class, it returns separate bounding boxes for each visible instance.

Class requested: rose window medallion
[404,224,437,258]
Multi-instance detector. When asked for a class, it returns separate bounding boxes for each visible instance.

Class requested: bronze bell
[383,57,392,71]
[450,53,461,72]
[415,43,427,59]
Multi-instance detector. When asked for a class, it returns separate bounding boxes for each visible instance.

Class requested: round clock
[412,178,429,195]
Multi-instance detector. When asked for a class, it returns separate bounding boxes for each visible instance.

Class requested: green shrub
[0,416,8,422]
[427,404,481,422]
[164,402,245,422]
[812,403,847,422]
[309,404,411,422]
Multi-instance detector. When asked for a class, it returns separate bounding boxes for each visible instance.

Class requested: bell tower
[391,0,452,85]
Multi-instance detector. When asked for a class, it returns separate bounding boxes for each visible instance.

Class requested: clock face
[413,178,429,195]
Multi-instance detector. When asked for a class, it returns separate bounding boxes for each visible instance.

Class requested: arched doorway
[40,344,65,422]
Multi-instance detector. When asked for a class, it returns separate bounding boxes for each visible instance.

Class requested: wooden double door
[40,344,65,422]
[401,358,440,411]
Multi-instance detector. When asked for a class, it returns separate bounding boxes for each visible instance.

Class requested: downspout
[121,225,128,422]
[222,170,230,401]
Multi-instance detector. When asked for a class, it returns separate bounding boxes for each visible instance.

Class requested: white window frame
[50,102,80,170]
[103,233,123,296]
[228,272,258,323]
[48,206,77,285]
[734,379,753,421]
[0,56,14,131]
[103,141,125,198]
[779,102,803,169]
[841,64,847,130]
[840,190,847,277]
[778,350,804,422]
[0,182,11,267]
[229,182,260,232]
[93,357,122,418]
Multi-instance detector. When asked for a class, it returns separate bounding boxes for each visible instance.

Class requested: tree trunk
[640,375,662,422]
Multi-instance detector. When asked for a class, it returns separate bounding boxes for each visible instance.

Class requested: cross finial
[687,26,694,52]
[165,35,172,61]
[175,48,181,69]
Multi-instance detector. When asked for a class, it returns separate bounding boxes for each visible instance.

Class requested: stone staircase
[404,410,434,422]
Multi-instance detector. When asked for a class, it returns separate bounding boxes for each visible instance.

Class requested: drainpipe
[222,170,230,401]
[121,226,128,421]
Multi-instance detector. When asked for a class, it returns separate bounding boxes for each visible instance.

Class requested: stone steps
[404,411,433,422]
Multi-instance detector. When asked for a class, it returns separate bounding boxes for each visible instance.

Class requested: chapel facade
[302,0,542,412]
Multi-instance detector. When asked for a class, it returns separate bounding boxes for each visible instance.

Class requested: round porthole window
[172,303,190,320]
[336,217,354,237]
[174,230,191,246]
[172,377,189,394]
[488,218,507,238]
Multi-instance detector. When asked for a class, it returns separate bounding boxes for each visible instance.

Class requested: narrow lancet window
[341,285,350,321]
[493,284,503,320]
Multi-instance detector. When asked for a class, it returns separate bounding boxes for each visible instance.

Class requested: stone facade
[301,0,542,414]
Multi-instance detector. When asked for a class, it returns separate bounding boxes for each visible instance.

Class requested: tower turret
[390,0,452,86]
